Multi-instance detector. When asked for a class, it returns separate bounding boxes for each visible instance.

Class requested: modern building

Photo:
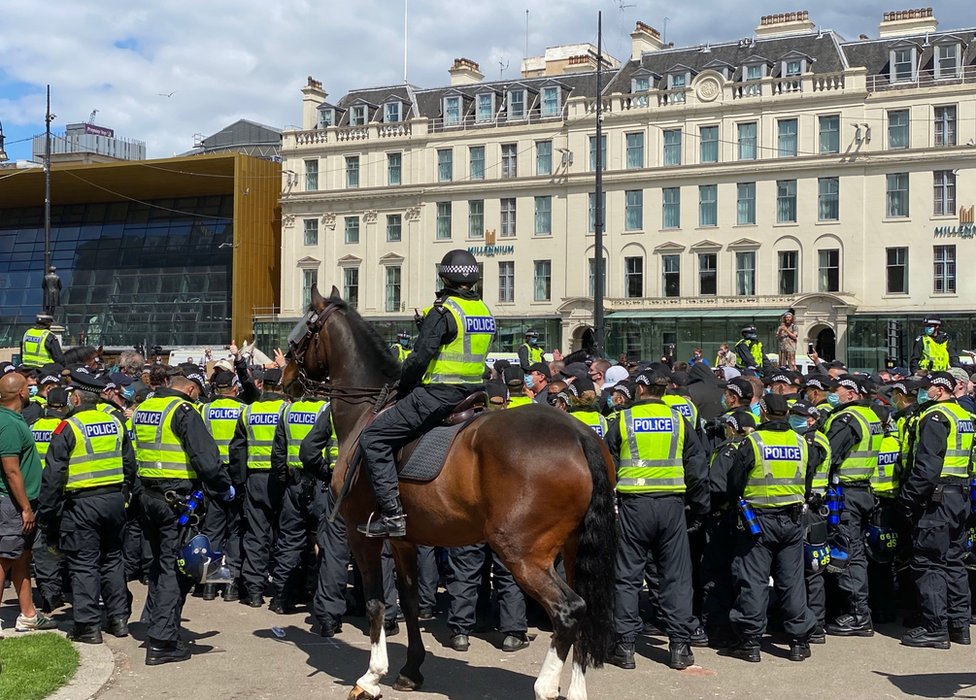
[33,121,147,164]
[0,153,281,350]
[184,119,282,161]
[278,9,976,370]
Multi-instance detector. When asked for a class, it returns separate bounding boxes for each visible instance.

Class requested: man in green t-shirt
[0,372,56,632]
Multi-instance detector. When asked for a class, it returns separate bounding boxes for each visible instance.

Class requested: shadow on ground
[874,671,976,698]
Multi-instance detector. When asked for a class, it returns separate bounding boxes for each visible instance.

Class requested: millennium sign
[934,225,976,238]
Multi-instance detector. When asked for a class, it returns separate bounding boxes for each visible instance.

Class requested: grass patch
[0,632,80,700]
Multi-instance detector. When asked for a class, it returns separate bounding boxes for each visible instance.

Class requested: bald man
[0,373,56,631]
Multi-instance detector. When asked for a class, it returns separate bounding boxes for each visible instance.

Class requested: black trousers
[804,510,828,626]
[141,493,193,643]
[417,545,439,610]
[730,508,815,640]
[241,471,280,598]
[910,489,970,632]
[271,474,327,600]
[200,482,243,582]
[835,486,875,617]
[701,510,737,635]
[867,498,898,621]
[33,527,66,602]
[447,544,526,635]
[122,496,152,580]
[614,494,697,643]
[60,492,128,627]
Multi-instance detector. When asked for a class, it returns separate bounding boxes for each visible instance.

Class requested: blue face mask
[720,394,729,409]
[399,338,409,347]
[122,386,136,401]
[524,374,535,390]
[607,396,615,409]
[528,337,539,346]
[924,326,936,336]
[917,389,931,405]
[28,385,38,397]
[826,393,841,408]
[750,403,761,419]
[789,415,808,432]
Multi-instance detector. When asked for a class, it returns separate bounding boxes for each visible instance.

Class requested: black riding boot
[358,498,407,538]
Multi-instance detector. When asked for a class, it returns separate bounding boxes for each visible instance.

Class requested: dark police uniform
[801,421,831,639]
[910,326,954,374]
[31,399,69,611]
[516,338,544,373]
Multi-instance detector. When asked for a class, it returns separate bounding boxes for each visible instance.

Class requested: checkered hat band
[40,374,60,384]
[615,385,632,400]
[931,377,954,391]
[772,374,791,384]
[437,264,479,275]
[891,382,907,394]
[806,379,825,390]
[838,379,858,392]
[728,384,744,398]
[635,374,650,386]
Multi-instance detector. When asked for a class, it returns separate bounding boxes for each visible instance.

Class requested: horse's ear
[97,345,103,354]
[329,285,341,301]
[310,285,327,312]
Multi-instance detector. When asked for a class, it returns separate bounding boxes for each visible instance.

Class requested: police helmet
[825,533,851,574]
[864,523,898,564]
[436,250,481,285]
[964,528,976,571]
[36,313,54,326]
[741,325,758,339]
[525,329,539,339]
[922,317,942,326]
[396,330,410,341]
[804,542,831,573]
[177,534,234,584]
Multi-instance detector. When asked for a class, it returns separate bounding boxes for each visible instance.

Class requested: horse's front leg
[348,534,388,700]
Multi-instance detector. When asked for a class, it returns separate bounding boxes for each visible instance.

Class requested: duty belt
[66,485,124,500]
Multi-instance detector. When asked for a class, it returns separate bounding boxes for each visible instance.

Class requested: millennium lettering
[934,225,976,239]
[466,245,515,257]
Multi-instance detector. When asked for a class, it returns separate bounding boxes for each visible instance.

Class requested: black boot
[809,624,826,644]
[789,638,811,662]
[689,626,709,648]
[384,619,400,636]
[449,633,470,651]
[825,613,873,637]
[268,597,293,615]
[669,641,694,670]
[502,632,530,652]
[201,584,217,601]
[901,626,950,649]
[950,625,971,645]
[319,616,342,638]
[607,641,636,670]
[107,615,129,638]
[720,638,761,663]
[146,639,191,666]
[358,499,407,538]
[68,624,103,645]
[222,581,240,602]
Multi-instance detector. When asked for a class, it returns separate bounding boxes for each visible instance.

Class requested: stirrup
[357,511,407,538]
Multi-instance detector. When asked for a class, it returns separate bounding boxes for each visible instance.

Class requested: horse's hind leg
[348,535,388,700]
[390,540,426,692]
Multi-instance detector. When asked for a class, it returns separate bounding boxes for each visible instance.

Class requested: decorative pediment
[779,50,814,62]
[702,59,734,73]
[728,237,761,250]
[296,256,321,269]
[631,67,662,80]
[742,54,773,66]
[888,39,922,50]
[689,239,722,252]
[665,63,698,76]
[653,241,686,254]
[932,33,966,45]
[336,254,362,267]
[379,252,405,264]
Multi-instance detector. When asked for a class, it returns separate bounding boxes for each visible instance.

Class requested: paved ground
[7,582,967,700]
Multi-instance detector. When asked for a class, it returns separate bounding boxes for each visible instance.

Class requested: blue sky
[0,0,970,161]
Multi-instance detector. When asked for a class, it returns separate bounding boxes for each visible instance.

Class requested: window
[384,102,401,123]
[437,149,453,182]
[888,110,909,150]
[386,214,401,242]
[304,159,318,191]
[318,109,334,128]
[698,253,717,295]
[632,75,650,106]
[777,119,798,157]
[541,86,560,117]
[303,218,318,246]
[934,170,956,217]
[588,135,607,171]
[345,155,359,188]
[625,132,644,169]
[934,245,956,294]
[662,187,681,229]
[436,202,452,240]
[469,146,485,180]
[700,126,719,163]
[501,144,517,179]
[476,93,494,122]
[935,43,960,79]
[699,185,717,227]
[500,198,516,237]
[588,192,605,233]
[533,260,551,302]
[588,257,607,297]
[744,64,764,95]
[302,269,318,309]
[891,47,915,83]
[663,129,682,165]
[536,140,552,176]
[886,173,909,218]
[819,115,840,154]
[468,200,484,239]
[818,177,840,221]
[534,196,552,235]
[350,105,366,126]
[737,182,756,225]
[784,58,803,76]
[935,106,957,147]
[886,247,908,294]
[344,216,359,244]
[737,122,757,161]
[625,190,643,231]
[624,256,643,298]
[735,251,756,296]
[385,266,401,312]
[778,251,798,294]
[444,96,461,126]
[818,249,840,292]
[662,255,680,297]
[343,267,359,308]
[498,261,515,303]
[508,89,525,119]
[668,72,688,102]
[777,180,797,223]
[387,153,401,185]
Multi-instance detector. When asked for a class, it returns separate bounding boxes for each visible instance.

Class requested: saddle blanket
[398,423,463,482]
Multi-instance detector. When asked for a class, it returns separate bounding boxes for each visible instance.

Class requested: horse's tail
[572,430,617,669]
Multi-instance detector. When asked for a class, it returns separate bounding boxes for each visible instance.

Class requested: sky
[0,0,971,161]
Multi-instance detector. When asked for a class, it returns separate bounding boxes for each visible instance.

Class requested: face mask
[607,396,615,409]
[750,403,761,419]
[28,386,38,397]
[399,338,409,347]
[122,386,136,401]
[528,337,539,346]
[789,415,808,432]
[720,394,729,409]
[826,393,841,407]
[924,326,935,336]
[764,387,772,395]
[917,389,931,405]
[524,374,535,390]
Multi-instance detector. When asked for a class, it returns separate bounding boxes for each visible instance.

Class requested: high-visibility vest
[63,410,125,491]
[521,343,544,365]
[662,394,699,429]
[616,402,686,494]
[743,429,807,508]
[920,335,951,372]
[735,339,765,367]
[133,395,196,481]
[830,405,883,483]
[32,416,63,461]
[393,344,411,363]
[21,328,54,368]
[31,395,47,409]
[806,430,831,495]
[508,395,532,408]
[916,401,975,480]
[570,409,608,438]
[422,297,494,384]
[873,434,901,497]
[283,399,328,470]
[201,398,243,463]
[242,399,287,471]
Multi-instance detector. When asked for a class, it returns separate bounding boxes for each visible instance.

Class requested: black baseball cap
[790,399,820,419]
[528,362,551,380]
[725,376,754,401]
[212,370,236,389]
[68,368,108,392]
[759,393,789,416]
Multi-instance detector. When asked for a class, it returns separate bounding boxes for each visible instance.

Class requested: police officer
[867,405,901,624]
[724,394,816,662]
[801,374,836,428]
[502,366,532,408]
[392,331,412,363]
[230,367,289,606]
[606,369,708,671]
[198,370,244,601]
[565,378,608,437]
[517,329,544,372]
[733,326,770,371]
[899,372,973,648]
[21,314,65,368]
[824,375,882,637]
[22,364,62,425]
[38,371,136,644]
[911,317,956,374]
[359,249,494,537]
[133,373,234,665]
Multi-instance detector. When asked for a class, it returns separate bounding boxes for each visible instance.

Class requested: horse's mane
[64,346,97,364]
[320,298,401,382]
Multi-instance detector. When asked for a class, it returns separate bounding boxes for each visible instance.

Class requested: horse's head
[282,284,340,392]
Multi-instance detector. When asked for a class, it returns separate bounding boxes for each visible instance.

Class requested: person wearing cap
[766,371,800,405]
[723,393,816,662]
[606,381,635,419]
[131,373,234,665]
[822,374,883,637]
[20,314,65,369]
[38,370,137,644]
[865,404,901,626]
[198,370,245,602]
[911,317,956,374]
[527,362,551,405]
[733,326,771,372]
[517,329,545,372]
[229,367,290,607]
[565,378,608,437]
[801,374,836,427]
[898,371,974,649]
[391,331,412,363]
[605,368,708,671]
[22,364,63,425]
[662,371,702,439]
[946,367,976,414]
[502,366,532,408]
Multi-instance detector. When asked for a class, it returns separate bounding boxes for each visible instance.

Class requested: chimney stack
[301,76,327,130]
[449,58,484,86]
[631,21,664,60]
[755,10,816,38]
[878,7,938,38]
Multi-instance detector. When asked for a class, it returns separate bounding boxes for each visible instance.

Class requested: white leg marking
[533,642,564,700]
[355,626,388,697]
[566,660,588,700]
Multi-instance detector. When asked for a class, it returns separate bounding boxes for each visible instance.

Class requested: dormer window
[783,58,804,76]
[745,65,764,81]
[384,102,401,123]
[541,86,560,117]
[508,89,526,119]
[632,76,650,93]
[630,71,657,107]
[318,109,335,129]
[475,93,494,122]
[350,105,367,126]
[443,96,461,126]
[935,43,961,79]
[668,72,689,103]
[890,46,917,83]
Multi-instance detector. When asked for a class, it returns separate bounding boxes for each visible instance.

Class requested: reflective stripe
[917,402,975,480]
[134,396,197,480]
[833,406,882,483]
[243,399,287,471]
[570,410,608,437]
[32,417,62,461]
[423,297,494,385]
[21,328,54,367]
[201,398,242,463]
[284,400,328,470]
[64,412,124,490]
[808,431,831,494]
[617,403,685,494]
[744,430,806,508]
[920,336,951,372]
[661,394,699,428]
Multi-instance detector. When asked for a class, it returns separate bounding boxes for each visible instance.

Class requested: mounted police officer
[392,331,412,363]
[358,249,494,538]
[910,317,956,374]
[517,330,544,372]
[21,314,65,368]
[734,326,770,372]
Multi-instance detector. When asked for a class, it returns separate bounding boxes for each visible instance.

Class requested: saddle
[395,392,485,483]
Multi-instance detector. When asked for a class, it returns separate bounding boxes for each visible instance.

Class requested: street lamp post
[44,85,53,275]
[0,119,9,163]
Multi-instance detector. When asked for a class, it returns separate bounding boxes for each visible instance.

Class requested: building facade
[278,9,976,370]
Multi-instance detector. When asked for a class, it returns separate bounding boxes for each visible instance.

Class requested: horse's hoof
[393,673,424,692]
[348,685,381,700]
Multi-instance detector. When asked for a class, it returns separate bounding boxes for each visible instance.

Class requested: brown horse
[283,286,616,700]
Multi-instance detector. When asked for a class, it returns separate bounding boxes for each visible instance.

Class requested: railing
[427,110,564,133]
[287,121,413,147]
[866,64,976,92]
